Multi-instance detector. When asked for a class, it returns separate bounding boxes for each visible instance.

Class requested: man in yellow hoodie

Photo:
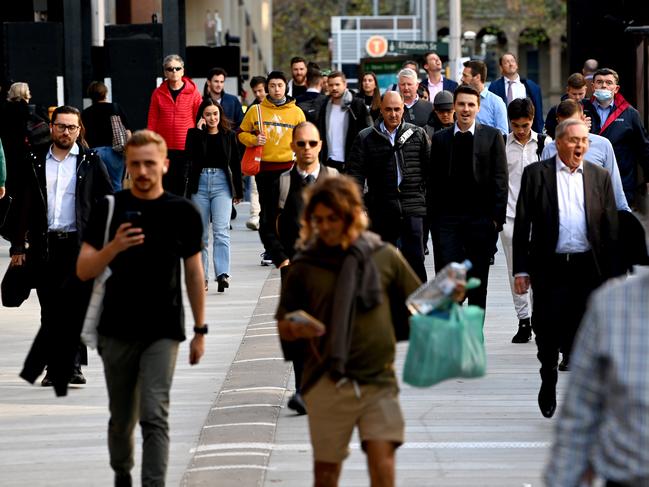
[239,71,306,265]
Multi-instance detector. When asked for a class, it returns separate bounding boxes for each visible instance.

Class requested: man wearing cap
[426,90,455,138]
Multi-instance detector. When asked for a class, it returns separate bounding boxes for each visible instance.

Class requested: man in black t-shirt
[77,129,205,487]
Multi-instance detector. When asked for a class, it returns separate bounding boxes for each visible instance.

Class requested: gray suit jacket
[513,156,620,279]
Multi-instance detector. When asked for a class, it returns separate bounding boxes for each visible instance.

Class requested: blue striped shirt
[545,271,649,486]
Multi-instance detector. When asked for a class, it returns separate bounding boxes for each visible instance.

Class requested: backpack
[536,133,546,161]
[25,112,51,148]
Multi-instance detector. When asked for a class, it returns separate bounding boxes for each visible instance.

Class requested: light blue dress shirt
[542,134,630,211]
[476,88,509,136]
[379,121,401,185]
[595,101,614,127]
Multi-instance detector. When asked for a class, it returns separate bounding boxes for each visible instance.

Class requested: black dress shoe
[538,381,557,418]
[69,368,87,385]
[559,355,570,372]
[287,393,307,415]
[41,375,53,387]
[115,472,132,487]
[511,318,532,343]
[216,274,230,293]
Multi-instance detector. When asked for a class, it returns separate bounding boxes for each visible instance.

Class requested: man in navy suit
[420,51,458,101]
[489,53,544,134]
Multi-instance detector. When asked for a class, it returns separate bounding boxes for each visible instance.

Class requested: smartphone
[124,210,142,229]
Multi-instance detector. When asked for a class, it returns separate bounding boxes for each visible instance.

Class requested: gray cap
[433,90,454,110]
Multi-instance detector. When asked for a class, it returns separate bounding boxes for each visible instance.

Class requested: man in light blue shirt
[541,99,630,211]
[461,60,509,136]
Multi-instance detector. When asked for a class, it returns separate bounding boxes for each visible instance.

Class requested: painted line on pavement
[259,294,280,299]
[248,321,276,326]
[245,333,279,338]
[187,465,274,472]
[192,441,551,454]
[211,404,280,411]
[233,358,283,364]
[220,386,285,394]
[245,326,276,331]
[204,422,276,429]
[194,452,270,459]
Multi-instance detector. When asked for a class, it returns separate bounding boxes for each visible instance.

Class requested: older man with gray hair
[398,68,434,127]
[513,118,620,419]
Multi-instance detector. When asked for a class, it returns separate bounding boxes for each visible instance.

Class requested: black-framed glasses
[165,66,183,72]
[52,123,80,133]
[295,140,319,148]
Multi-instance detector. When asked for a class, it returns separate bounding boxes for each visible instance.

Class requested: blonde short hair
[7,82,30,102]
[125,129,168,158]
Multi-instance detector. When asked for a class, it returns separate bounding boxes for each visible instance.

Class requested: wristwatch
[193,324,208,335]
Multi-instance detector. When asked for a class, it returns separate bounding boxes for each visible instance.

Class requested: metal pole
[429,0,437,41]
[373,0,379,16]
[63,0,83,107]
[449,0,461,77]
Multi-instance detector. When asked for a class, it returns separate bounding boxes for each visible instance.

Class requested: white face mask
[594,89,614,103]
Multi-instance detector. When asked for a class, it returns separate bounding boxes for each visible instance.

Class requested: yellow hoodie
[238,97,306,166]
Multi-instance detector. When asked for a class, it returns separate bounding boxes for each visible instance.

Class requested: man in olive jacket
[347,91,430,282]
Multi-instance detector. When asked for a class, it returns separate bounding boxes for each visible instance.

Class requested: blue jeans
[95,146,125,192]
[191,168,232,279]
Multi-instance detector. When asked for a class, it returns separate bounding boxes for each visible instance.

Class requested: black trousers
[531,251,603,385]
[20,233,91,396]
[255,169,285,255]
[372,214,427,283]
[434,215,498,309]
[163,149,189,197]
[325,158,345,173]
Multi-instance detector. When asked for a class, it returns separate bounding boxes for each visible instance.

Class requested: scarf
[268,95,288,106]
[294,231,385,378]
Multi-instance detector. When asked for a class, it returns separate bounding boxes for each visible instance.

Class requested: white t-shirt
[327,103,348,162]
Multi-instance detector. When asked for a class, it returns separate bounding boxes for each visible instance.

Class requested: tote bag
[241,103,264,176]
[403,302,486,388]
[80,195,115,349]
[110,114,128,153]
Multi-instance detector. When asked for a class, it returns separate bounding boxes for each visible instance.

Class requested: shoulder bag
[80,195,115,349]
[241,103,264,176]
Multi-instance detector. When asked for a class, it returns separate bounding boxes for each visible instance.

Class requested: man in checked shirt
[544,270,649,486]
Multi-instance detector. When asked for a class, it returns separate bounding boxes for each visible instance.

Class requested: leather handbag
[80,195,115,349]
[1,256,34,307]
[241,103,264,176]
[0,195,13,240]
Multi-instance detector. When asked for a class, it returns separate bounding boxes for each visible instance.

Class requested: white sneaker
[260,252,272,266]
[246,216,260,231]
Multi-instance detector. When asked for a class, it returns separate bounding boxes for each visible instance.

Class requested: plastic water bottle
[406,260,472,315]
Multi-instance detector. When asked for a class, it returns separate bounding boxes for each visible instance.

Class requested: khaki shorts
[302,375,404,463]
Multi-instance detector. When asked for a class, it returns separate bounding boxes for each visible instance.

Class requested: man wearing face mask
[591,68,649,206]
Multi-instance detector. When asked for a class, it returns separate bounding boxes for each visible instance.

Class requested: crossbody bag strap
[256,103,264,136]
[103,195,115,247]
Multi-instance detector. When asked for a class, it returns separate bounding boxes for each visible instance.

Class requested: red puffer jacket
[147,77,203,150]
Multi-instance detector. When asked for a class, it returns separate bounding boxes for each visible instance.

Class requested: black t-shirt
[204,132,227,170]
[170,83,185,102]
[84,190,203,342]
[81,102,131,148]
[291,84,307,98]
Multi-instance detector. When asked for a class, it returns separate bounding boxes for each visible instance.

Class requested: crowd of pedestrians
[1,48,649,486]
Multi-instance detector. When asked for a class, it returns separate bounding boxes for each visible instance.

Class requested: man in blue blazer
[489,53,544,134]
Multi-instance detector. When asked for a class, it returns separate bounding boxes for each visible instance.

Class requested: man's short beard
[53,139,74,150]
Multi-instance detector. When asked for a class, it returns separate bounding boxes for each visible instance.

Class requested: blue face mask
[594,89,614,103]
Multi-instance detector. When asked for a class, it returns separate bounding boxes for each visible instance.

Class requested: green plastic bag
[403,303,486,387]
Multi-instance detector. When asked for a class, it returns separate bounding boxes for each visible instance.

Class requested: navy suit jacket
[489,77,543,133]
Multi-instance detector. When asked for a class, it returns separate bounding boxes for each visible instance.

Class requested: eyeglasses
[52,123,80,133]
[295,140,319,148]
[165,66,183,72]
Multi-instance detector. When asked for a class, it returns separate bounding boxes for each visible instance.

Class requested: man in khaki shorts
[276,176,420,486]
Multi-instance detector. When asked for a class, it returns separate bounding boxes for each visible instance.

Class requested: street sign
[388,40,448,57]
[366,35,389,57]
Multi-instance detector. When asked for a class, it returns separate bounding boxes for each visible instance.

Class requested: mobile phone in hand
[285,310,326,335]
[124,210,142,229]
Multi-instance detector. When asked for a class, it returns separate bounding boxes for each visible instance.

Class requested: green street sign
[387,40,448,57]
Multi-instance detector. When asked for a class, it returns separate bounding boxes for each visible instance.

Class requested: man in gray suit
[513,119,620,419]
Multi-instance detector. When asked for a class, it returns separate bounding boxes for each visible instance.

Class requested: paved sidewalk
[0,205,563,486]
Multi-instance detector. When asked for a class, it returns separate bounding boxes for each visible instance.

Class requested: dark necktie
[507,80,514,105]
[304,174,316,185]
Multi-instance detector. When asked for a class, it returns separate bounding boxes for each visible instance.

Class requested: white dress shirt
[296,164,321,181]
[46,143,78,232]
[453,121,476,135]
[427,77,444,102]
[505,131,544,218]
[555,157,590,253]
[504,75,527,103]
[326,103,348,162]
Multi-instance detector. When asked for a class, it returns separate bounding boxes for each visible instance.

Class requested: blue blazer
[489,77,543,133]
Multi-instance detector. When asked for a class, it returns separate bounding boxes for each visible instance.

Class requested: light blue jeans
[191,168,232,280]
[95,146,125,192]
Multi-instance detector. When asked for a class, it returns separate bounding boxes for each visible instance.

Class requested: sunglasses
[165,66,183,72]
[295,140,319,148]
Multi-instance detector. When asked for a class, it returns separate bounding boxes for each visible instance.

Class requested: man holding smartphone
[76,129,205,487]
[276,176,420,487]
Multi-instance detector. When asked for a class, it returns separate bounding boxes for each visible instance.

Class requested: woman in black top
[356,72,381,121]
[185,99,242,292]
[81,81,131,191]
